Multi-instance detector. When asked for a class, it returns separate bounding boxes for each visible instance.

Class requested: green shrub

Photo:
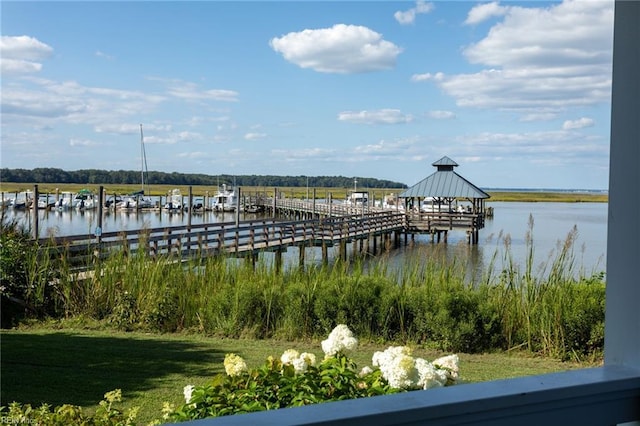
[0,389,138,426]
[167,325,459,422]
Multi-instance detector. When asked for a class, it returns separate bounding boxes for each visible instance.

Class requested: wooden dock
[38,205,406,272]
[36,196,489,272]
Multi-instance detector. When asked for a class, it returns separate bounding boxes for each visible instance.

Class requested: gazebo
[399,156,490,243]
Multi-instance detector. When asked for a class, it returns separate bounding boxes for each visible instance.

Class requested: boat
[210,184,237,212]
[164,188,183,212]
[117,124,155,211]
[73,189,98,210]
[104,195,123,210]
[116,190,154,211]
[10,191,34,209]
[345,191,369,207]
[0,195,13,209]
[380,193,404,211]
[189,197,205,212]
[55,191,74,210]
[37,194,56,210]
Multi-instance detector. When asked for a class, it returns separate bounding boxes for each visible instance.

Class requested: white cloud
[411,72,443,82]
[422,1,613,116]
[338,109,414,125]
[149,77,239,102]
[244,132,267,140]
[69,138,100,147]
[178,151,209,159]
[95,50,115,60]
[456,130,608,161]
[563,117,594,130]
[427,110,455,120]
[270,24,402,74]
[272,147,337,162]
[1,77,165,127]
[394,1,434,25]
[353,139,416,156]
[95,123,172,135]
[464,2,508,25]
[1,35,53,74]
[520,111,558,122]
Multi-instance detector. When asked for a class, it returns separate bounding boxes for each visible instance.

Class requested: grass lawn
[0,325,595,424]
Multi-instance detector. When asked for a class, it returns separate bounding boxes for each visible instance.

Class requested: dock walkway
[37,198,487,272]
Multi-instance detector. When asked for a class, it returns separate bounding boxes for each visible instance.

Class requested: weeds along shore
[1,218,604,362]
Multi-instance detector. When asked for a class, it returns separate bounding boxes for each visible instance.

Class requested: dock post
[97,186,104,243]
[321,242,328,264]
[299,244,305,267]
[312,188,316,217]
[274,250,282,273]
[235,187,241,227]
[245,253,256,270]
[32,185,39,240]
[272,188,277,218]
[339,240,347,261]
[188,186,193,252]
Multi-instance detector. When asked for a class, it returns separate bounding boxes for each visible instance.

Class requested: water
[389,202,608,279]
[3,201,608,276]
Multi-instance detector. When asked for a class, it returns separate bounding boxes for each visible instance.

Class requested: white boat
[210,184,237,212]
[380,193,404,211]
[117,125,155,211]
[419,197,440,213]
[189,197,205,212]
[116,190,154,211]
[37,194,56,210]
[74,189,98,210]
[55,191,74,210]
[345,191,369,207]
[164,188,183,212]
[104,195,123,210]
[0,195,13,209]
[10,191,34,209]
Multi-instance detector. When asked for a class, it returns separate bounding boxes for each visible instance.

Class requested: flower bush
[0,389,138,426]
[168,325,459,422]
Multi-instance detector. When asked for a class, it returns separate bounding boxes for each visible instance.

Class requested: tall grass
[4,221,605,360]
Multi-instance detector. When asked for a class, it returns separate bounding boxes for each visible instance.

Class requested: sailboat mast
[140,124,149,194]
[140,124,144,193]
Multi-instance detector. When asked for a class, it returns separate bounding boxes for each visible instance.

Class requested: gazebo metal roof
[399,156,490,199]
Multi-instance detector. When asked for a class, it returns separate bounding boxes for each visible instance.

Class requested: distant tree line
[0,168,407,189]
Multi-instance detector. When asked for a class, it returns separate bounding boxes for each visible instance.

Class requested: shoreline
[0,183,608,204]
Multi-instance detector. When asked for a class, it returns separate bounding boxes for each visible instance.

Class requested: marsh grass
[0,182,607,202]
[11,216,605,363]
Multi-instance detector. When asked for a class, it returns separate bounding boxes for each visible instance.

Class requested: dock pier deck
[37,196,488,272]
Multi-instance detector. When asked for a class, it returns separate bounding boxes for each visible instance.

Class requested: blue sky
[1,1,613,189]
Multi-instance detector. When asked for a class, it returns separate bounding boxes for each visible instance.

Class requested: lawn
[0,325,593,424]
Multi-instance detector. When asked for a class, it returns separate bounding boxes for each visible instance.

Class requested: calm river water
[4,201,608,277]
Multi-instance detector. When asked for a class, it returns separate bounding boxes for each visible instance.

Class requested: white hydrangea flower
[372,346,419,390]
[224,353,248,377]
[300,352,317,367]
[432,354,460,381]
[183,385,195,404]
[359,366,373,377]
[281,350,316,374]
[321,324,358,357]
[280,349,300,365]
[415,358,446,390]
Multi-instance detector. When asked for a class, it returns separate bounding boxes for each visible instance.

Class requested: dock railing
[37,210,406,271]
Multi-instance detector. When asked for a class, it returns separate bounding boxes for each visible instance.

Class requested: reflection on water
[2,201,607,277]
